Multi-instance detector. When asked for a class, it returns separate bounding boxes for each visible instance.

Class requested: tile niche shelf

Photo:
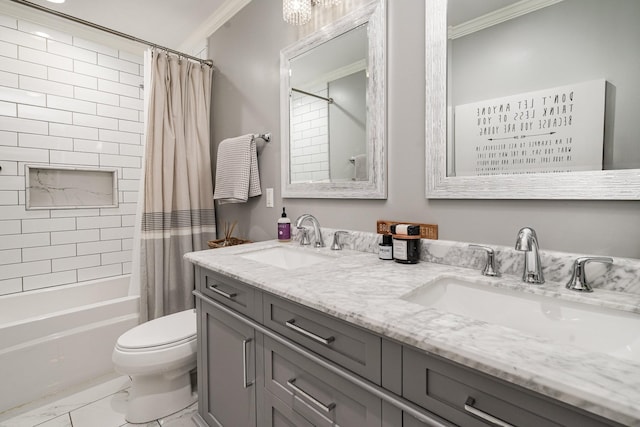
[25,165,119,210]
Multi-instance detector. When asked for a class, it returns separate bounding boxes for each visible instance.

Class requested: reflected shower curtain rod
[291,88,334,104]
[8,0,214,67]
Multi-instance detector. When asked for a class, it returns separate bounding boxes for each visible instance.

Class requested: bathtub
[0,275,139,414]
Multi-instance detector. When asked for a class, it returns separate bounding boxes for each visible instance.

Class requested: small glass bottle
[379,234,393,260]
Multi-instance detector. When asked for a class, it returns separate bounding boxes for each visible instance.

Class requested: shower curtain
[138,50,216,320]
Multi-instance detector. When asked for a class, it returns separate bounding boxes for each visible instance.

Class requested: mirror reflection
[289,24,368,183]
[447,0,640,178]
[426,0,640,199]
[280,0,386,199]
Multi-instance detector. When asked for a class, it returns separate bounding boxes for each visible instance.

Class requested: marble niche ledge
[25,165,118,210]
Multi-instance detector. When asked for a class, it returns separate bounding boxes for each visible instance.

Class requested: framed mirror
[280,0,386,199]
[426,0,640,199]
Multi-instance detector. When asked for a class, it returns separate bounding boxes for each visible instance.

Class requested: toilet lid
[117,309,196,350]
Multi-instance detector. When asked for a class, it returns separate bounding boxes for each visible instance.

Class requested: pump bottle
[278,207,291,242]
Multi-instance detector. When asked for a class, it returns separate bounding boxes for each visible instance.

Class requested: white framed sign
[453,79,606,176]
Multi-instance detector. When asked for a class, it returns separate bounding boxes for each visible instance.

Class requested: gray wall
[209,0,640,259]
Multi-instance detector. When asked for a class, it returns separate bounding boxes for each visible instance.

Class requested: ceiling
[10,0,236,52]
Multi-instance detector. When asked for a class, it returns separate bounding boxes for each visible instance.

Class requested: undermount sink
[402,276,640,362]
[239,246,332,270]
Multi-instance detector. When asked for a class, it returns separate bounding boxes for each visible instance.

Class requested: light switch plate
[266,188,274,207]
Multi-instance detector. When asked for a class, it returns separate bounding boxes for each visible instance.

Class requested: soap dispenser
[278,207,291,242]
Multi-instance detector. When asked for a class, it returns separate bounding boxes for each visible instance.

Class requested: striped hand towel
[213,134,262,204]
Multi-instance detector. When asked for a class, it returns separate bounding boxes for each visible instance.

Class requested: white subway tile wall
[0,14,144,296]
[290,83,329,183]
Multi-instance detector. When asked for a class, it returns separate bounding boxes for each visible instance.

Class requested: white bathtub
[0,275,139,414]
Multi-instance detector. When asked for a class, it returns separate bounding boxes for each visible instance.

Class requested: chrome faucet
[566,256,613,292]
[331,231,348,250]
[514,227,544,284]
[469,244,500,277]
[294,214,325,248]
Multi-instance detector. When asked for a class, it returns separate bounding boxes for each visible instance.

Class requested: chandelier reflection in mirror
[283,0,342,26]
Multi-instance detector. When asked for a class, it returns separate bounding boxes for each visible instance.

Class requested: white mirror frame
[425,0,640,200]
[280,0,387,199]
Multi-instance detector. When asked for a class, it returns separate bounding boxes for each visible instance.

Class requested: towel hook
[253,133,271,143]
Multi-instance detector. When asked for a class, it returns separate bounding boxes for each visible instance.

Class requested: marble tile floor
[0,374,197,427]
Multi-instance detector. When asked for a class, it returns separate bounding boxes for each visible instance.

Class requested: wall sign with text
[453,79,606,176]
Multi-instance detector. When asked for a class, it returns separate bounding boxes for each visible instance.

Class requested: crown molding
[448,0,563,40]
[178,0,252,54]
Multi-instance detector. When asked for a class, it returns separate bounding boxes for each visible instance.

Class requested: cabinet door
[199,299,257,427]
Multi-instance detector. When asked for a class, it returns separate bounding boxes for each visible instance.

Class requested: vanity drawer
[263,294,381,384]
[200,268,262,321]
[263,389,315,427]
[402,346,620,427]
[263,335,382,427]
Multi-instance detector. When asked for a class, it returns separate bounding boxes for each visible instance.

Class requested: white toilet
[112,309,198,423]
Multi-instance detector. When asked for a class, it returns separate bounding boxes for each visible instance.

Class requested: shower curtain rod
[291,88,334,104]
[9,0,214,68]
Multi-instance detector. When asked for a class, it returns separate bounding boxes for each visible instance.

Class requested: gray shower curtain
[140,51,216,320]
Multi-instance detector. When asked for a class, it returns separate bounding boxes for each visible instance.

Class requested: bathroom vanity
[186,234,640,427]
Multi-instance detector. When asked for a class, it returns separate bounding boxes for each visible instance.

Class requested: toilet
[112,309,197,423]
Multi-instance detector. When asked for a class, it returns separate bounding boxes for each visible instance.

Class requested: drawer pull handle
[285,319,335,345]
[287,378,336,413]
[242,338,254,388]
[209,284,237,300]
[464,397,514,427]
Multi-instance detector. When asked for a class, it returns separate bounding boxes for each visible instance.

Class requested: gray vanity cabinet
[197,297,259,427]
[263,335,383,426]
[194,265,622,427]
[263,293,382,384]
[402,346,621,427]
[201,269,262,321]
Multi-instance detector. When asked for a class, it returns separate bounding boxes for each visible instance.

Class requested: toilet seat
[115,335,196,352]
[116,309,196,351]
[113,309,197,376]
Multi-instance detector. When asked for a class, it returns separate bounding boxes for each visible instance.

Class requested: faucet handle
[297,227,311,246]
[566,256,613,292]
[331,231,348,250]
[468,244,500,277]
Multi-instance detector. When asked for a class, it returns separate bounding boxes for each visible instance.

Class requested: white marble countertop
[185,240,640,426]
